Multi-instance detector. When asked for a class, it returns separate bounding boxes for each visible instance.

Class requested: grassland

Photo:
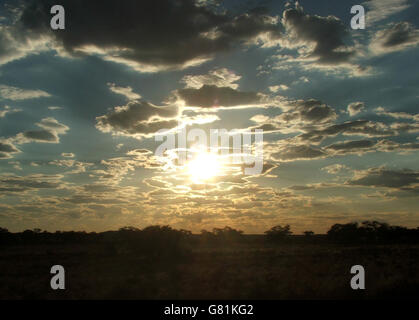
[1,238,418,299]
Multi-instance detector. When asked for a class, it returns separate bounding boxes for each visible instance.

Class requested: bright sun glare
[187,152,221,183]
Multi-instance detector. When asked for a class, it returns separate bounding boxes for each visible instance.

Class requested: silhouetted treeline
[1,221,419,249]
[327,221,419,244]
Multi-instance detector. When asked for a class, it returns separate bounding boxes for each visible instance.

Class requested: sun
[186,152,221,183]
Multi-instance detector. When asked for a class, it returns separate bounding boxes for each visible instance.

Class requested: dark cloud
[21,130,58,143]
[0,141,19,154]
[299,120,396,143]
[18,0,282,71]
[0,140,20,159]
[96,100,179,137]
[177,85,262,108]
[281,99,337,123]
[326,140,376,154]
[249,99,337,134]
[348,168,419,188]
[371,22,419,54]
[272,145,326,161]
[0,174,62,192]
[8,118,69,146]
[282,5,354,64]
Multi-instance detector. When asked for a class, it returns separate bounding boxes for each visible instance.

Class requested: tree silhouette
[304,230,314,237]
[265,224,292,242]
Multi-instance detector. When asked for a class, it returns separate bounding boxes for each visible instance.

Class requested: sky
[0,0,418,234]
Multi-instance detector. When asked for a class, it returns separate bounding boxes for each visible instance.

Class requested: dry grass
[0,242,418,299]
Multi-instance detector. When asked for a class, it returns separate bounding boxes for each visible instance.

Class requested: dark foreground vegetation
[0,221,418,299]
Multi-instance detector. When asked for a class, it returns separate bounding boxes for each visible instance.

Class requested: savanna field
[1,224,418,300]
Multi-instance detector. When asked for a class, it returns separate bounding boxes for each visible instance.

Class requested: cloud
[370,22,419,55]
[322,164,350,175]
[0,85,51,100]
[49,160,93,174]
[0,22,53,66]
[269,85,289,92]
[36,117,69,134]
[14,117,69,144]
[347,102,365,116]
[0,105,21,118]
[364,0,410,24]
[181,68,241,89]
[176,85,263,108]
[107,83,141,100]
[280,99,337,122]
[375,107,419,121]
[17,0,282,72]
[0,141,20,159]
[298,120,396,143]
[281,4,355,65]
[48,106,63,110]
[96,100,179,138]
[348,167,419,188]
[0,173,63,193]
[325,139,376,155]
[61,153,75,158]
[249,98,337,134]
[20,130,59,143]
[269,144,327,162]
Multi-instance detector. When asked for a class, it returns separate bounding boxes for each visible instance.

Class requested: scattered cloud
[61,153,75,158]
[176,85,263,108]
[347,102,365,116]
[0,105,21,118]
[17,0,283,72]
[348,167,419,188]
[281,4,355,65]
[107,83,141,100]
[322,164,350,175]
[298,120,396,144]
[364,0,410,24]
[269,85,289,92]
[0,85,51,100]
[370,22,419,55]
[0,141,20,159]
[96,100,179,138]
[181,68,241,89]
[376,107,419,121]
[14,118,69,144]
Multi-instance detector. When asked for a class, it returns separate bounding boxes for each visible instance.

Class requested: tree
[212,226,243,241]
[265,224,292,242]
[304,230,314,237]
[0,227,9,234]
[327,222,359,243]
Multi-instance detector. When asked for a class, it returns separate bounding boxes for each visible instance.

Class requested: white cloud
[0,85,51,101]
[62,153,75,158]
[0,105,21,118]
[347,102,365,116]
[269,85,289,93]
[181,68,241,90]
[107,83,141,100]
